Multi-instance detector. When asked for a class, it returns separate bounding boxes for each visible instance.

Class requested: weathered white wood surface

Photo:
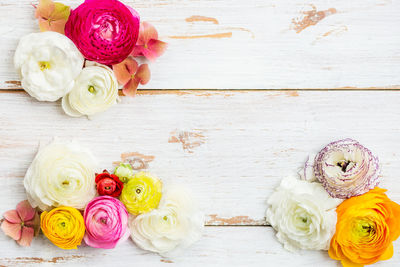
[1,0,400,89]
[0,227,399,267]
[1,91,400,265]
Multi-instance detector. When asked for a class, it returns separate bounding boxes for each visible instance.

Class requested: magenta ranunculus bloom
[65,0,140,65]
[83,196,130,249]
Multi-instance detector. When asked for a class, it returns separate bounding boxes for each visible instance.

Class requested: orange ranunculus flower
[329,188,400,267]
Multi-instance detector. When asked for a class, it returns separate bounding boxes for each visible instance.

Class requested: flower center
[104,186,111,190]
[62,180,70,186]
[163,216,168,221]
[144,44,148,49]
[88,85,96,94]
[337,160,351,172]
[38,61,51,71]
[136,188,141,194]
[61,222,66,227]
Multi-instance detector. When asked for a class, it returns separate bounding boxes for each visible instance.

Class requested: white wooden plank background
[1,0,400,89]
[1,91,400,266]
[1,0,400,266]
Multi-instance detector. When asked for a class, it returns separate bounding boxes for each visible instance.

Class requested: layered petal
[65,0,140,65]
[130,185,204,254]
[23,140,97,211]
[14,32,84,101]
[313,139,381,199]
[120,172,162,215]
[83,196,129,249]
[329,188,400,266]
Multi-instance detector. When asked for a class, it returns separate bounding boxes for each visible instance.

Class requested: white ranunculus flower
[130,186,204,255]
[62,62,119,117]
[24,140,97,211]
[266,176,342,252]
[14,32,84,101]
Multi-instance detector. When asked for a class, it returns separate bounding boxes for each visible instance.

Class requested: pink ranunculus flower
[83,196,129,249]
[65,0,140,65]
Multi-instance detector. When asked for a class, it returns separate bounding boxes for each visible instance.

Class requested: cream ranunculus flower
[62,62,119,117]
[14,31,84,101]
[24,140,97,211]
[266,176,342,252]
[130,185,204,255]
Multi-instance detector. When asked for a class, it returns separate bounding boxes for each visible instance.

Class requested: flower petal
[35,0,55,19]
[138,22,158,45]
[48,18,69,35]
[136,64,151,85]
[113,57,138,85]
[340,259,363,267]
[16,200,36,222]
[16,227,34,247]
[131,46,145,58]
[122,79,140,97]
[147,40,168,61]
[380,243,393,261]
[3,210,21,224]
[1,220,22,241]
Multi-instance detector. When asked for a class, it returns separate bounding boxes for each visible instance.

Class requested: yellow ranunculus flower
[120,172,162,215]
[40,206,85,249]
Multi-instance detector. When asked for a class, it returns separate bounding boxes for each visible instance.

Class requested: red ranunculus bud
[95,170,123,197]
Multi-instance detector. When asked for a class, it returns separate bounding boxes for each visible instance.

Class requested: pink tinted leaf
[16,200,35,222]
[3,210,21,224]
[113,57,138,85]
[136,64,151,85]
[1,220,21,241]
[16,227,34,247]
[139,22,158,45]
[122,79,140,97]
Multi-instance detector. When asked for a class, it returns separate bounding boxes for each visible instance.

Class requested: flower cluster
[1,140,203,255]
[266,138,400,267]
[15,0,167,117]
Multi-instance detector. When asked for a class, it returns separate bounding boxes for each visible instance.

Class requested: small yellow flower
[120,172,162,215]
[40,206,85,249]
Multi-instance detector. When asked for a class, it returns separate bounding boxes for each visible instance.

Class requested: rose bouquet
[1,140,203,255]
[14,0,167,117]
[266,138,400,267]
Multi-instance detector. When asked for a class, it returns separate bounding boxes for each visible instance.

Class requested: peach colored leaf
[3,210,21,224]
[16,200,35,222]
[35,0,70,34]
[1,220,21,241]
[136,64,151,85]
[113,57,138,85]
[16,227,34,247]
[122,79,140,97]
[35,0,55,19]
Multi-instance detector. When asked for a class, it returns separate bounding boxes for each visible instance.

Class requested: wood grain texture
[1,91,400,265]
[3,226,399,267]
[1,0,400,89]
[1,90,400,224]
